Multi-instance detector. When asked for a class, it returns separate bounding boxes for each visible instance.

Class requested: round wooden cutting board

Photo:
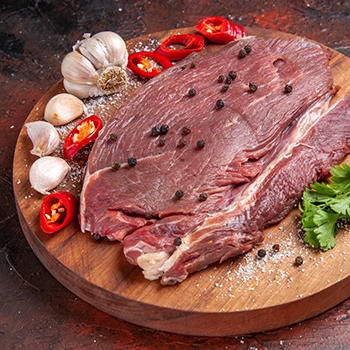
[13,27,350,336]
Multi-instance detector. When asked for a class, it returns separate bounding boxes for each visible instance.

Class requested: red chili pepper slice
[155,34,205,61]
[194,16,245,45]
[63,115,103,159]
[127,51,173,78]
[40,192,77,234]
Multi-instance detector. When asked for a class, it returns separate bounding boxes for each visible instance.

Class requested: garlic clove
[44,93,87,126]
[25,121,60,157]
[29,156,70,195]
[63,79,101,99]
[61,51,99,85]
[93,31,128,69]
[75,36,109,70]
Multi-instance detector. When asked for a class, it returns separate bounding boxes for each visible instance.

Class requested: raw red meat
[79,35,347,284]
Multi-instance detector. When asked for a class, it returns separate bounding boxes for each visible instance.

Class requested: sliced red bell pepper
[194,16,245,45]
[40,192,77,234]
[155,34,205,61]
[127,51,173,78]
[63,115,103,159]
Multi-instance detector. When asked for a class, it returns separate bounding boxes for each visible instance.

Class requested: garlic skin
[29,156,70,195]
[61,31,128,99]
[44,93,87,126]
[25,121,60,157]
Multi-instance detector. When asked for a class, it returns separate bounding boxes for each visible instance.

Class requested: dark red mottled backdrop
[1,1,350,348]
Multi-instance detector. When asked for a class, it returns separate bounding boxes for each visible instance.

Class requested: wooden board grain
[13,27,350,336]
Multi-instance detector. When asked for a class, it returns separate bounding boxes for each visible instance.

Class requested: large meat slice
[80,34,339,284]
[127,93,350,285]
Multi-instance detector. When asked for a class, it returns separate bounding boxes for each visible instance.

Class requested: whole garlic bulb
[61,31,128,99]
[29,156,70,195]
[44,93,86,126]
[25,121,60,157]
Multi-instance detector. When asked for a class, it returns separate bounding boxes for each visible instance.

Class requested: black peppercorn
[196,139,205,149]
[160,124,169,134]
[190,62,196,68]
[188,88,196,97]
[174,190,184,199]
[284,84,293,93]
[221,85,229,92]
[225,76,232,84]
[238,49,247,58]
[228,70,237,80]
[249,82,258,92]
[109,133,117,142]
[127,157,137,167]
[174,237,182,246]
[218,75,225,83]
[181,126,191,135]
[111,161,121,170]
[294,256,303,266]
[216,99,225,109]
[178,138,187,147]
[257,249,266,259]
[244,45,252,53]
[93,233,101,240]
[158,138,165,147]
[199,193,208,201]
[151,126,160,136]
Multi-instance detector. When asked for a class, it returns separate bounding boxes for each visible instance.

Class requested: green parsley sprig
[299,163,350,251]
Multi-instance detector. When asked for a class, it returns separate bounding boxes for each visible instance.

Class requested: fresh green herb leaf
[329,163,350,193]
[300,163,350,251]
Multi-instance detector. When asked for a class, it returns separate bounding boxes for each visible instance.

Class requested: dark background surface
[1,1,350,348]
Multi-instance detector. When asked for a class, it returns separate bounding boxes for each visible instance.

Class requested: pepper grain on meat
[199,193,208,201]
[109,133,117,142]
[160,124,169,134]
[225,76,232,85]
[221,85,229,92]
[216,99,225,109]
[181,126,191,135]
[174,237,182,246]
[158,138,165,147]
[127,157,137,167]
[249,83,258,92]
[244,45,252,53]
[228,71,237,80]
[188,88,196,97]
[197,139,205,149]
[178,138,187,147]
[218,75,225,83]
[285,84,293,93]
[151,126,161,136]
[111,161,121,170]
[238,49,247,58]
[175,190,184,199]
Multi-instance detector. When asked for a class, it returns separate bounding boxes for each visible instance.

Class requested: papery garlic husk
[61,31,128,99]
[25,121,60,157]
[29,156,70,195]
[44,93,87,126]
